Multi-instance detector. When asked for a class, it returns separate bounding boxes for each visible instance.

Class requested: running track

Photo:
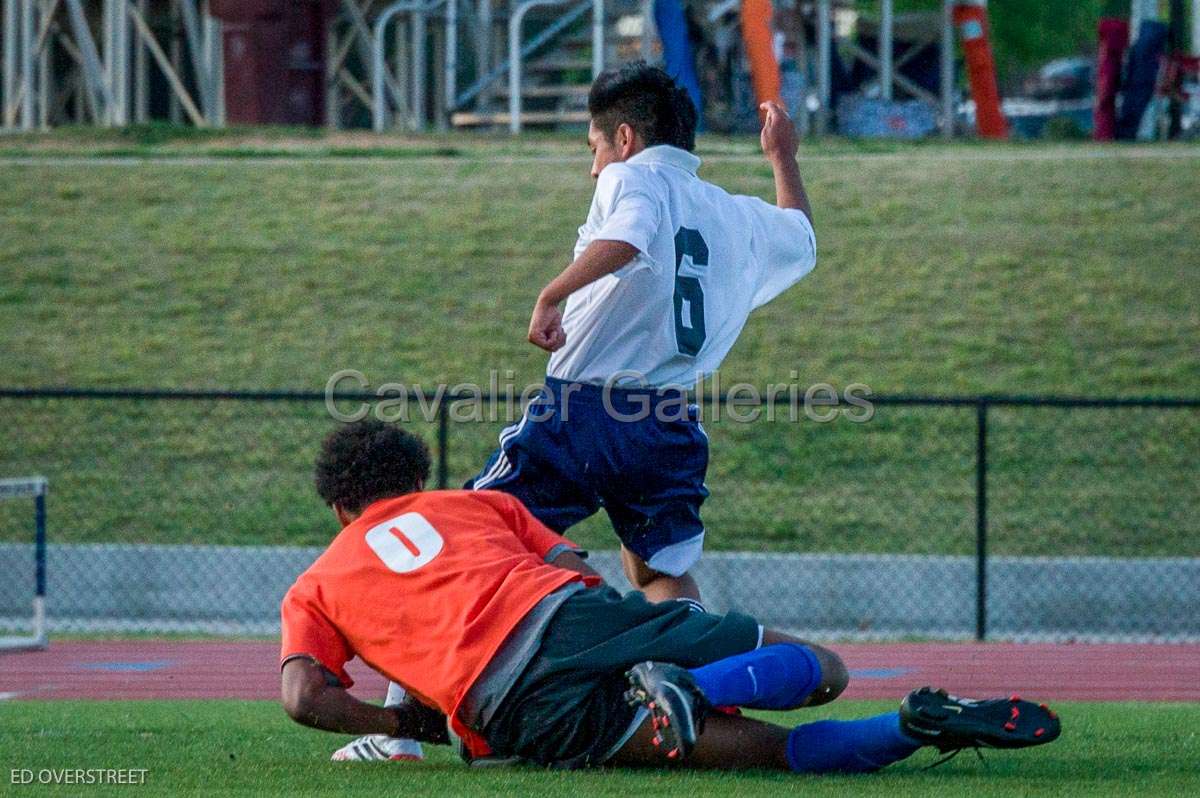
[2,642,1197,702]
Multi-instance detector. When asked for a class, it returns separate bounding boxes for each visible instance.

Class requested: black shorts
[482,586,760,768]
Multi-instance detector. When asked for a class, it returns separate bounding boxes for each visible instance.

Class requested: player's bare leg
[621,545,701,602]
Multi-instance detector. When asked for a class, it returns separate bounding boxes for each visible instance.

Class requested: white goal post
[0,476,48,652]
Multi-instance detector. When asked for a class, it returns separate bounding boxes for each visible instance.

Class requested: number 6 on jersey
[673,227,709,356]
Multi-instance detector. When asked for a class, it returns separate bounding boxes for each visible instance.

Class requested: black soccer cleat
[624,661,711,761]
[900,686,1062,754]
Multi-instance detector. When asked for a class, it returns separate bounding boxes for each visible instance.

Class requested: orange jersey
[280,489,594,745]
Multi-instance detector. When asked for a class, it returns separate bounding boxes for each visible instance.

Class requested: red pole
[1094,18,1130,141]
[953,2,1008,139]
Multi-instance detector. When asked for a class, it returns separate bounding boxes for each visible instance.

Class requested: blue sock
[786,712,922,774]
[689,644,821,710]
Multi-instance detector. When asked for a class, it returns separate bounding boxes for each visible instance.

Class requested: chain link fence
[0,389,1197,641]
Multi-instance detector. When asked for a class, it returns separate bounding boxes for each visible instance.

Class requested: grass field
[0,133,1197,555]
[2,699,1197,796]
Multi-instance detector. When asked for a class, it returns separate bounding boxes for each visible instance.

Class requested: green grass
[0,135,1197,555]
[1,699,1196,796]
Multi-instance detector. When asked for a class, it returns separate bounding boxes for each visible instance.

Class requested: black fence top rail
[1,386,1198,409]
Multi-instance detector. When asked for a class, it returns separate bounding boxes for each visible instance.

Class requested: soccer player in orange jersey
[281,421,1060,770]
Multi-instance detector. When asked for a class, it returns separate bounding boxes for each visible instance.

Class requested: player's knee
[282,687,314,723]
[809,647,848,706]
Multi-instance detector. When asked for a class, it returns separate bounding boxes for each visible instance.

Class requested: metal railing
[508,0,602,133]
[372,0,458,132]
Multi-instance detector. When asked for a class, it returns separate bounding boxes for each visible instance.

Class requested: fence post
[436,397,449,489]
[974,399,989,641]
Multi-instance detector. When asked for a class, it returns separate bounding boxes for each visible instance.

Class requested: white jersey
[547,145,816,388]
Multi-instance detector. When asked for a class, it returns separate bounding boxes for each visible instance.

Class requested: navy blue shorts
[466,378,709,575]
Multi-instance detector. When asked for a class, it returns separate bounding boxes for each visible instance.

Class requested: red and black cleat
[900,686,1062,754]
[624,661,711,762]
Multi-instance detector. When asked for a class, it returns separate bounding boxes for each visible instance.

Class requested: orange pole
[741,0,783,110]
[953,2,1008,139]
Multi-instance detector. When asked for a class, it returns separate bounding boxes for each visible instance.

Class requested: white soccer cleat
[330,735,424,762]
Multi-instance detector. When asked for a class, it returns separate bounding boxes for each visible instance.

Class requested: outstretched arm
[281,658,448,743]
[760,101,813,226]
[528,239,639,352]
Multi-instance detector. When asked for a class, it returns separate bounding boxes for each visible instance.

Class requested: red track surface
[2,641,1197,703]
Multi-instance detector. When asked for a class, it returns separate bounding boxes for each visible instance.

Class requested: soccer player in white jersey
[332,62,817,762]
[471,61,815,602]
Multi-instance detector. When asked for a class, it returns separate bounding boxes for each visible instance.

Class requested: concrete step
[525,57,594,72]
[495,83,591,98]
[451,110,591,127]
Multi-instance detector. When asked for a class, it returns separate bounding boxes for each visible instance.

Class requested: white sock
[385,682,407,709]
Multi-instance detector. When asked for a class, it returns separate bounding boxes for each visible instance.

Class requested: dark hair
[588,61,697,152]
[314,419,431,513]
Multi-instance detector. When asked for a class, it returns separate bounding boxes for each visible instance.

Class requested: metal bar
[974,400,988,642]
[326,26,340,128]
[36,0,48,127]
[474,0,490,109]
[437,401,449,488]
[64,0,109,122]
[340,66,373,108]
[507,3,519,132]
[102,0,113,122]
[879,0,892,101]
[169,0,180,123]
[433,19,446,129]
[640,0,652,60]
[201,0,221,125]
[34,491,47,644]
[177,0,208,116]
[816,0,831,135]
[1194,0,1200,56]
[5,0,60,127]
[114,0,131,125]
[134,0,147,122]
[34,492,46,598]
[395,17,409,118]
[444,0,456,116]
[127,0,206,126]
[412,8,426,129]
[368,0,426,130]
[591,0,603,77]
[941,0,954,139]
[795,0,809,135]
[20,0,35,128]
[3,0,17,128]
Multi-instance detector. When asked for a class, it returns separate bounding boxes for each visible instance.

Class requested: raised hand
[759,100,799,163]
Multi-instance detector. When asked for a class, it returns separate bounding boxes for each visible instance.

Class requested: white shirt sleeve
[737,195,817,309]
[588,163,663,268]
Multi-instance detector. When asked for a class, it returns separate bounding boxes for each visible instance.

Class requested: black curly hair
[314,419,431,514]
[588,61,697,152]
